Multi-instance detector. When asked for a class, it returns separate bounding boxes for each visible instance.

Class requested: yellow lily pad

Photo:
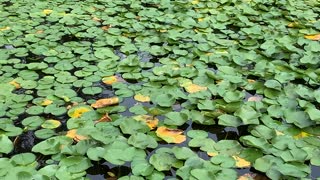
[102,76,118,85]
[133,115,158,130]
[41,120,61,129]
[134,94,150,102]
[156,126,186,144]
[184,84,207,93]
[67,105,93,118]
[42,9,53,15]
[91,97,119,108]
[305,34,320,41]
[0,26,10,31]
[41,99,53,106]
[232,156,251,168]
[207,152,219,157]
[9,80,21,89]
[66,129,89,142]
[293,131,311,139]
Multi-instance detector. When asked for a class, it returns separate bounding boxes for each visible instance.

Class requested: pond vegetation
[0,0,320,179]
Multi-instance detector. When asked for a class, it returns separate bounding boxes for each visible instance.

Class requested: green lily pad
[0,135,13,153]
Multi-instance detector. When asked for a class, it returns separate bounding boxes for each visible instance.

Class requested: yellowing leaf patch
[102,76,118,85]
[134,94,150,102]
[0,26,10,31]
[9,80,21,89]
[42,9,53,15]
[41,120,61,129]
[156,126,186,144]
[304,34,320,41]
[185,84,207,93]
[293,131,311,139]
[133,115,158,129]
[41,99,53,106]
[66,129,89,142]
[207,152,219,157]
[91,97,119,108]
[191,0,199,5]
[68,105,93,118]
[95,113,112,124]
[232,156,251,168]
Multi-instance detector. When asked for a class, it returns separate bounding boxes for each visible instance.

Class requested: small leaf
[9,80,21,89]
[133,115,158,129]
[232,156,251,168]
[293,131,311,139]
[184,84,207,93]
[41,99,53,106]
[305,34,320,41]
[67,105,93,118]
[91,97,119,108]
[156,126,186,144]
[42,9,53,15]
[207,152,219,157]
[0,26,10,31]
[95,113,112,124]
[41,120,61,129]
[66,129,89,142]
[134,94,150,102]
[102,76,118,85]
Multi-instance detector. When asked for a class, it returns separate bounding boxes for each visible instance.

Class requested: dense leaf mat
[0,0,320,179]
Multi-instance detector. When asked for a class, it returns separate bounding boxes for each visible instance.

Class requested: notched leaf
[232,156,251,168]
[102,76,123,85]
[305,34,320,41]
[95,113,112,124]
[133,115,158,129]
[134,93,150,102]
[9,80,21,89]
[66,129,89,142]
[68,105,93,118]
[42,9,53,15]
[184,84,207,93]
[41,99,53,106]
[156,126,186,144]
[91,97,119,108]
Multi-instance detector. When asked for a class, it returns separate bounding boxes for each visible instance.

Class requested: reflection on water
[86,161,131,180]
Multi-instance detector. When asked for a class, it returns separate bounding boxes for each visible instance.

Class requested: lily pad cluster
[0,0,320,179]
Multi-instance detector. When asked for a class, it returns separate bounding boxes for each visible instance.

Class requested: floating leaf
[95,113,112,124]
[134,94,150,102]
[102,76,118,85]
[184,84,207,93]
[41,99,53,106]
[133,115,158,129]
[207,152,219,157]
[9,80,21,89]
[156,126,186,144]
[67,105,93,118]
[232,156,251,168]
[66,129,89,142]
[42,9,53,15]
[0,135,13,153]
[91,97,119,108]
[128,133,158,149]
[304,34,320,41]
[191,0,199,5]
[0,26,10,31]
[41,120,61,129]
[293,131,311,139]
